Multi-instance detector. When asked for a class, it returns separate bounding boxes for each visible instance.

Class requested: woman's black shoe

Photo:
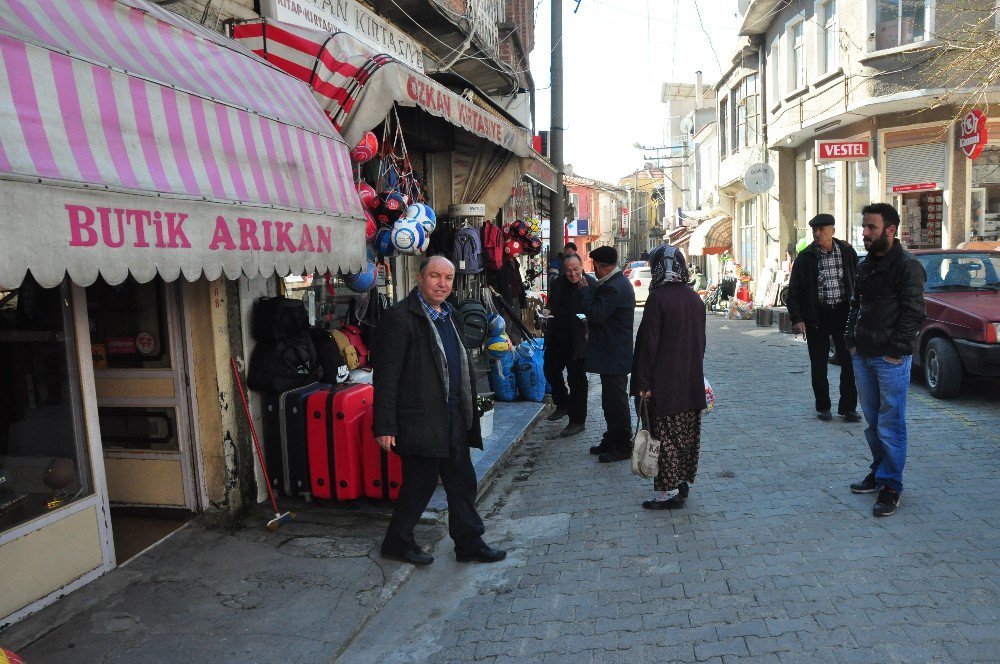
[642,495,686,510]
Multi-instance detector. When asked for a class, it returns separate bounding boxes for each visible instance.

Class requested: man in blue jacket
[580,246,636,462]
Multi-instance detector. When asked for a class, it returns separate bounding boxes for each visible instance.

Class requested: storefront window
[1,278,92,533]
[739,199,758,279]
[847,160,870,251]
[971,146,1000,242]
[898,190,944,249]
[88,278,171,369]
[817,164,837,219]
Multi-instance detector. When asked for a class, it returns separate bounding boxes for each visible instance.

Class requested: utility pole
[549,0,565,269]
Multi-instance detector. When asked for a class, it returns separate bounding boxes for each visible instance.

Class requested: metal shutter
[886,143,947,189]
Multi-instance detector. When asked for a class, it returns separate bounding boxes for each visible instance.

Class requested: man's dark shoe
[546,407,568,422]
[559,422,585,437]
[850,471,878,494]
[589,441,611,455]
[841,410,862,422]
[381,547,433,566]
[456,545,507,563]
[598,448,631,463]
[873,486,900,517]
[642,494,685,510]
[816,409,833,421]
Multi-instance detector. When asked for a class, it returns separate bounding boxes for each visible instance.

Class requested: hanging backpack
[309,327,348,384]
[247,334,321,393]
[454,299,489,349]
[453,226,484,274]
[331,329,360,370]
[252,296,308,341]
[482,220,504,271]
[340,324,370,368]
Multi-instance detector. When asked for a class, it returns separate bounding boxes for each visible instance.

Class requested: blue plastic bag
[513,339,546,402]
[489,352,517,402]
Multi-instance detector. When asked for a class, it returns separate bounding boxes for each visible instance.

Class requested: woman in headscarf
[631,245,707,509]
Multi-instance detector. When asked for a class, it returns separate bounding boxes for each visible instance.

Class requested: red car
[910,249,1000,398]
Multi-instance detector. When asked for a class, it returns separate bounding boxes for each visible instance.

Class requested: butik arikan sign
[958,109,989,160]
[815,140,871,161]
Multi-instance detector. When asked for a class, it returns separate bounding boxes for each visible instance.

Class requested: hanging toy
[390,218,426,254]
[341,260,378,293]
[375,227,395,258]
[357,181,378,209]
[351,131,378,163]
[505,238,524,258]
[487,313,505,337]
[384,191,406,213]
[363,208,377,240]
[405,204,435,234]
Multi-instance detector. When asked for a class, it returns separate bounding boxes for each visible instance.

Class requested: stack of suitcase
[261,382,402,502]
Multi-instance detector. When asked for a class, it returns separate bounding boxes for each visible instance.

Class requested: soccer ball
[351,131,378,163]
[341,260,378,293]
[487,313,505,337]
[486,334,512,358]
[505,238,523,257]
[357,181,378,209]
[390,219,426,254]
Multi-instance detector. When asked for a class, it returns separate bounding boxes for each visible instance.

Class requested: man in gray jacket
[581,246,636,462]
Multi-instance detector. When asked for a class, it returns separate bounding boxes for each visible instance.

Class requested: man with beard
[845,203,926,517]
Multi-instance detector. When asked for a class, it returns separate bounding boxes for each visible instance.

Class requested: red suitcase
[305,384,369,501]
[361,405,403,501]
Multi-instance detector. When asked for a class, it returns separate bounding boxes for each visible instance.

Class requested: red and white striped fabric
[0,0,364,288]
[232,19,534,158]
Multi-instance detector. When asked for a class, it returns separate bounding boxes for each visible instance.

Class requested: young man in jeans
[845,203,926,517]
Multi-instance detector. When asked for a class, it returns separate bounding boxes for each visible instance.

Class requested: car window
[632,268,651,279]
[917,253,1000,291]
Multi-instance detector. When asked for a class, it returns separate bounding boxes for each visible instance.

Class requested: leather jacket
[845,239,926,358]
[787,238,859,324]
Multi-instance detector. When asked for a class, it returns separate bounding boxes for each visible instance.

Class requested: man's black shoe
[456,545,507,563]
[559,422,585,437]
[850,471,877,494]
[841,410,862,422]
[381,547,433,566]
[816,409,833,421]
[873,486,900,517]
[589,442,611,455]
[546,407,568,422]
[598,449,631,463]
[642,494,685,510]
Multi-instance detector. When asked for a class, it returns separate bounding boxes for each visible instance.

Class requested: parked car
[910,249,1000,398]
[623,260,648,279]
[630,266,652,306]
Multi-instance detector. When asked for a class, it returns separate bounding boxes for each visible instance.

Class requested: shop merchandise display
[350,130,379,163]
[899,192,944,249]
[342,260,378,293]
[513,338,546,402]
[306,383,369,501]
[278,382,329,499]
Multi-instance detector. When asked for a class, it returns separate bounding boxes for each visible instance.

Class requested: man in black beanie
[579,245,636,462]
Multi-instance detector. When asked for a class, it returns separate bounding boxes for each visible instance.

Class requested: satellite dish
[743,163,775,194]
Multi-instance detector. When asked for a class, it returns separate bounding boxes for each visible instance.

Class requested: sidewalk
[1,400,545,662]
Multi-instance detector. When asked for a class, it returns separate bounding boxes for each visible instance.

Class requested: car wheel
[923,337,962,399]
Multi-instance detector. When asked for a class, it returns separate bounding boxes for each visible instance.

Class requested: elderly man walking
[787,213,861,422]
[846,203,926,517]
[373,256,506,565]
[581,246,636,463]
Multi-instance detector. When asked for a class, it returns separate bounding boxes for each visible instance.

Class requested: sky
[528,0,743,184]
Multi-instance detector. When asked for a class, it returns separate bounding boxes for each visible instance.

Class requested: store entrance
[86,277,196,563]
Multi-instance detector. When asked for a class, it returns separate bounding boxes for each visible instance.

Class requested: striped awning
[0,0,364,289]
[687,215,733,256]
[231,19,535,158]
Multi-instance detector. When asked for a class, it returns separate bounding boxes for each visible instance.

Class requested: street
[338,311,1000,663]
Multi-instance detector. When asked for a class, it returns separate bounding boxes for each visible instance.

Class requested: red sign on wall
[816,140,871,161]
[891,182,938,193]
[959,109,988,160]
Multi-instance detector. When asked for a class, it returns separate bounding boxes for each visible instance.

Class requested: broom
[230,357,294,531]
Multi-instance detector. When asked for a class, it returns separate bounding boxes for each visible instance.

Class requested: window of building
[733,75,759,151]
[719,96,728,156]
[1,278,92,534]
[874,0,931,50]
[739,198,758,279]
[847,159,870,250]
[788,18,806,91]
[769,37,782,103]
[817,0,838,74]
[817,164,837,219]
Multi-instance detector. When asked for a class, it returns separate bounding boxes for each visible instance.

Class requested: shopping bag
[630,397,661,479]
[703,378,715,415]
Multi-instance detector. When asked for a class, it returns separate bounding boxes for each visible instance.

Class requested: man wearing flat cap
[578,245,636,462]
[787,213,861,422]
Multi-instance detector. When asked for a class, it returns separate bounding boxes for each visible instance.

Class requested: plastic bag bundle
[513,339,546,402]
[489,353,517,402]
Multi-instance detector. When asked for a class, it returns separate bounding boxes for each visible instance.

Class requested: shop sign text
[891,182,937,193]
[816,140,871,161]
[406,75,514,149]
[959,109,988,160]
[65,204,340,254]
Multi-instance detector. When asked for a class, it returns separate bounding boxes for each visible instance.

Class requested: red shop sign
[106,337,137,355]
[958,109,988,159]
[891,182,938,193]
[816,140,871,161]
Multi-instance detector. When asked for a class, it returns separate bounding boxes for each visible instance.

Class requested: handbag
[703,378,716,415]
[630,397,661,479]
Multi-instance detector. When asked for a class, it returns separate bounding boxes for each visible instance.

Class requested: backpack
[426,223,455,258]
[482,221,504,271]
[454,299,489,349]
[453,226,484,274]
[252,296,308,341]
[247,334,321,393]
[340,324,369,368]
[331,329,360,370]
[309,327,348,384]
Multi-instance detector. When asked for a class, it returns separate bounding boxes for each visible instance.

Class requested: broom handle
[229,357,281,515]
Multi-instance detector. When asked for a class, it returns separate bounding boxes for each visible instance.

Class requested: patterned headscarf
[649,244,689,289]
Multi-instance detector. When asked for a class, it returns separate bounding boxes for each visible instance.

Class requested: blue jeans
[852,354,912,492]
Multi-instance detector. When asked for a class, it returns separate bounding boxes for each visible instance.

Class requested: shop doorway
[86,278,198,562]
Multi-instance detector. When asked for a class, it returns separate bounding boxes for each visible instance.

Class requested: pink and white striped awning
[231,19,535,158]
[0,0,365,289]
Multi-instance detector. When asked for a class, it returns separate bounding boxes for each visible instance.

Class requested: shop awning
[687,215,733,256]
[668,226,693,246]
[0,0,365,289]
[231,19,535,158]
[524,156,559,194]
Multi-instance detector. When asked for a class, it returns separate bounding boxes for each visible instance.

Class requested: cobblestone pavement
[339,312,1000,663]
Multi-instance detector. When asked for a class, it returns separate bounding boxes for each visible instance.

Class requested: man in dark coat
[373,256,506,565]
[846,203,926,518]
[543,253,597,437]
[581,245,636,462]
[787,213,861,422]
